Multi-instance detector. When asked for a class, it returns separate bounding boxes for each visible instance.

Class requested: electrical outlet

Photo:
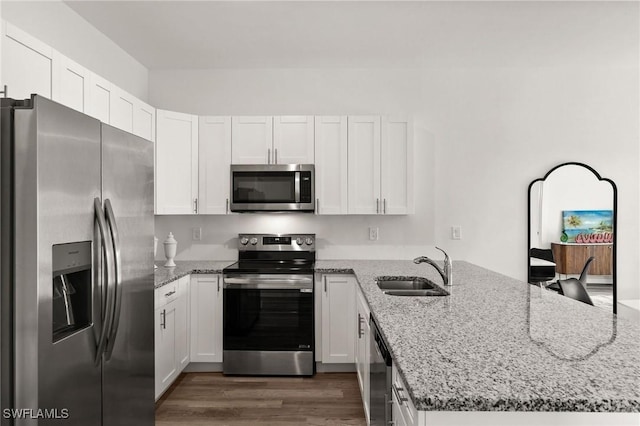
[369,227,379,241]
[451,226,462,240]
[192,227,202,241]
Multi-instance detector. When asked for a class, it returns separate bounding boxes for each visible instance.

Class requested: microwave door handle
[295,172,301,203]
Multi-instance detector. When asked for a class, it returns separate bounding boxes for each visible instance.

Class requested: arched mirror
[528,162,617,313]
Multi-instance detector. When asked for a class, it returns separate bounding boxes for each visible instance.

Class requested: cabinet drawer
[155,280,179,309]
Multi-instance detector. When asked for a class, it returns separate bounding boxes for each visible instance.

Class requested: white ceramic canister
[163,232,177,267]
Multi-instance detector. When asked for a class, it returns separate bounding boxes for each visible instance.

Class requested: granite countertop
[155,259,640,412]
[154,260,234,288]
[316,260,640,412]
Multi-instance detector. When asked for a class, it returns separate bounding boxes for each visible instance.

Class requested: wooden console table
[551,242,613,275]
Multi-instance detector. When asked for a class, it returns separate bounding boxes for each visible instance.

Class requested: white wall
[149,63,639,301]
[1,0,148,101]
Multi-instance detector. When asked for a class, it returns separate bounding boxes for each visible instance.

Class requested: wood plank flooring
[155,372,367,425]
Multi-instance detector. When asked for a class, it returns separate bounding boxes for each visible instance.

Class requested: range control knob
[296,237,304,245]
[239,237,249,245]
[305,237,314,245]
[250,237,258,245]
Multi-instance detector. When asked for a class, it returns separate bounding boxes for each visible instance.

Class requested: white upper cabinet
[348,116,381,214]
[381,116,413,214]
[348,116,413,215]
[2,22,52,100]
[156,109,199,214]
[231,116,273,164]
[110,86,135,133]
[133,99,156,142]
[199,116,232,214]
[51,51,91,113]
[314,116,348,214]
[273,116,315,164]
[87,73,113,124]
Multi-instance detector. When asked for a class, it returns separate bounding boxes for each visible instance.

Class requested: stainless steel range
[222,234,316,376]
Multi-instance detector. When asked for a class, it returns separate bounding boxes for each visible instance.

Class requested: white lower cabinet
[392,364,418,426]
[190,275,223,362]
[355,286,371,423]
[154,276,190,400]
[319,274,356,363]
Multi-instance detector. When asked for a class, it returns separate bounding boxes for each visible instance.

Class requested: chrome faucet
[414,247,452,286]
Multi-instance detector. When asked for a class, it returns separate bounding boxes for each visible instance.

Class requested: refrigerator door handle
[94,197,116,365]
[104,199,123,361]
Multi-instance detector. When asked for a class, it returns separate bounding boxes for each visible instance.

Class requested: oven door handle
[223,276,313,290]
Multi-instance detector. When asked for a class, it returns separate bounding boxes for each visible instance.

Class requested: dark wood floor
[155,372,367,425]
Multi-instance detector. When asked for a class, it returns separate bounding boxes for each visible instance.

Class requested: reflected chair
[529,248,556,286]
[555,256,595,306]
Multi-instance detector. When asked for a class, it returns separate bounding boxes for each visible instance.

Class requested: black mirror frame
[527,162,617,314]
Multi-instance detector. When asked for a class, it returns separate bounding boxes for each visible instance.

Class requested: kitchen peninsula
[155,260,640,424]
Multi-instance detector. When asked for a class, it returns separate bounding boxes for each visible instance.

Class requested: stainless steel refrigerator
[0,95,154,425]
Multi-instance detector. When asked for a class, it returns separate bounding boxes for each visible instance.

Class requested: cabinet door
[110,86,135,133]
[155,303,177,399]
[87,73,113,124]
[199,116,232,214]
[314,116,348,214]
[590,245,613,275]
[321,275,356,363]
[176,277,190,371]
[190,275,223,362]
[156,109,199,214]
[273,116,314,164]
[51,51,90,113]
[133,99,156,142]
[231,116,273,164]
[348,116,381,214]
[355,288,371,422]
[2,22,53,100]
[381,116,413,215]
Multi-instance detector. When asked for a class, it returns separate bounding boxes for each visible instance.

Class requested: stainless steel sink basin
[376,276,449,296]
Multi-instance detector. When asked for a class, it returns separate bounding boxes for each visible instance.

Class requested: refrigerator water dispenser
[52,241,92,342]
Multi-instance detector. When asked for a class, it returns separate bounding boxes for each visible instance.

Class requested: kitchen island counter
[316,260,640,414]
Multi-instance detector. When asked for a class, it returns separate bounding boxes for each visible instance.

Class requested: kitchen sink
[375,276,449,296]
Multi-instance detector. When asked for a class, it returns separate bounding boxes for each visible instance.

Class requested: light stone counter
[316,260,640,413]
[154,260,234,288]
[155,259,640,413]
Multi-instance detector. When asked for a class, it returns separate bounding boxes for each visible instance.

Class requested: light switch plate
[192,227,202,241]
[451,226,462,240]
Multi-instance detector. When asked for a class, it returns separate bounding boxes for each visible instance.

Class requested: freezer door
[101,124,155,426]
[13,96,103,425]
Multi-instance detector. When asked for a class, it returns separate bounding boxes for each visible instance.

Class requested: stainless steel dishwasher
[370,314,393,426]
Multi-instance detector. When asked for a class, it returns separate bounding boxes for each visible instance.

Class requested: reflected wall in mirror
[527,162,617,314]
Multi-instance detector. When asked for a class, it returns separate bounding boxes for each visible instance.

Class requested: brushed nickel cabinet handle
[316,198,319,214]
[268,148,271,164]
[275,148,278,164]
[376,198,380,214]
[193,198,198,214]
[161,309,166,329]
[323,276,327,292]
[226,198,229,214]
[384,198,387,214]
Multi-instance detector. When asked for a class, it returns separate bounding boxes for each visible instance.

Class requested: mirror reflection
[528,163,616,313]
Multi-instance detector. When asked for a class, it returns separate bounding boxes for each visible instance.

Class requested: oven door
[229,164,314,212]
[222,274,315,375]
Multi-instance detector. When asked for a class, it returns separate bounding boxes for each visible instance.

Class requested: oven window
[233,172,296,203]
[224,289,313,351]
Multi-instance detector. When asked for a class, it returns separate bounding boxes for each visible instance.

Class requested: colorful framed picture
[561,210,613,244]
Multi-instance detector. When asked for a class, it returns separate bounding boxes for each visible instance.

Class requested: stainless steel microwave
[230,164,315,212]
